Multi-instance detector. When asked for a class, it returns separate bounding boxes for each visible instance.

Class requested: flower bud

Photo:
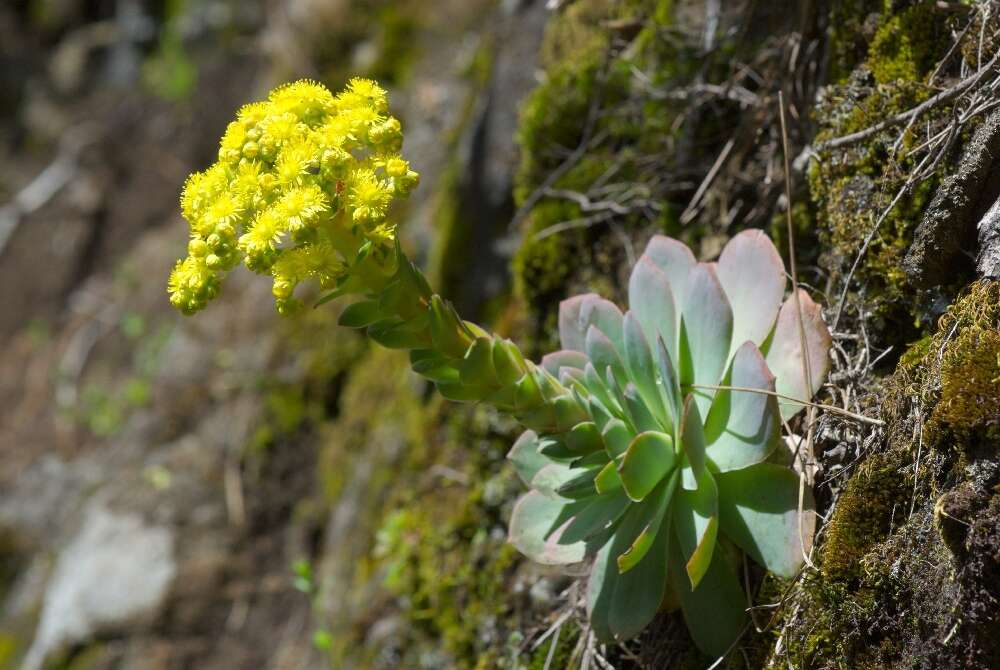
[188,238,208,257]
[272,279,294,299]
[385,157,408,178]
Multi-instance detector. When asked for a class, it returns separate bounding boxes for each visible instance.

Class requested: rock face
[22,505,176,670]
[903,109,1000,288]
[1,0,999,669]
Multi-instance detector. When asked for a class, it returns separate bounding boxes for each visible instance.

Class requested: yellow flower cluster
[168,78,419,314]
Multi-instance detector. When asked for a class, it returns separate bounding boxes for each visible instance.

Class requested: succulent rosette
[506,231,831,655]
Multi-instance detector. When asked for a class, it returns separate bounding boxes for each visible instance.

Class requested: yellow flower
[268,80,334,124]
[168,77,419,314]
[347,168,392,224]
[274,142,314,189]
[167,256,219,314]
[239,208,285,257]
[278,185,329,233]
[336,78,387,114]
[206,192,243,228]
[219,121,247,162]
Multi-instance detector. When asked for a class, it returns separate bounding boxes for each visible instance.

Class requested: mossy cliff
[317,1,1000,667]
[769,0,1000,666]
[777,281,1000,669]
[808,0,960,344]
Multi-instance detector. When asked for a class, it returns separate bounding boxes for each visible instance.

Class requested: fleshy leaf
[492,338,526,386]
[603,368,633,432]
[765,289,832,421]
[594,460,624,494]
[583,362,622,416]
[679,395,706,490]
[623,382,660,434]
[507,430,548,486]
[586,540,615,642]
[585,325,627,389]
[558,293,599,352]
[571,450,609,469]
[655,335,683,427]
[514,371,544,410]
[428,295,472,358]
[669,539,747,658]
[437,380,490,402]
[586,395,616,432]
[558,366,586,390]
[541,349,590,376]
[579,296,625,353]
[716,463,815,577]
[623,311,669,429]
[628,256,679,363]
[679,263,733,418]
[560,489,631,544]
[704,341,780,472]
[618,431,676,502]
[531,462,590,499]
[617,470,678,573]
[716,230,786,351]
[565,421,603,454]
[338,299,383,328]
[601,418,631,459]
[642,235,696,302]
[460,337,498,386]
[673,467,718,589]
[551,394,589,432]
[368,318,432,349]
[607,498,672,640]
[410,349,460,384]
[508,491,587,565]
[538,436,577,460]
[555,467,601,500]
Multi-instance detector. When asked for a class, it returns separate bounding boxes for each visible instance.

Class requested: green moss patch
[777,281,1000,668]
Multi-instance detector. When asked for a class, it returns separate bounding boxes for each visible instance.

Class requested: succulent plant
[505,231,831,655]
[169,80,833,658]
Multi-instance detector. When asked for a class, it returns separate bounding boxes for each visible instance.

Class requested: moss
[316,346,420,503]
[927,282,1000,459]
[351,400,531,667]
[375,494,522,661]
[782,511,956,669]
[511,201,578,318]
[510,1,686,354]
[309,340,538,667]
[828,0,883,81]
[868,2,950,85]
[936,329,1000,438]
[897,333,933,369]
[514,31,611,205]
[527,626,580,669]
[809,71,942,343]
[301,1,422,88]
[820,451,913,582]
[247,308,364,456]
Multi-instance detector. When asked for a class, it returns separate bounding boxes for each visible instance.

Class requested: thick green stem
[341,252,588,435]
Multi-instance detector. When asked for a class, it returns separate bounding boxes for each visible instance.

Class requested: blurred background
[0,1,553,667]
[3,0,996,669]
